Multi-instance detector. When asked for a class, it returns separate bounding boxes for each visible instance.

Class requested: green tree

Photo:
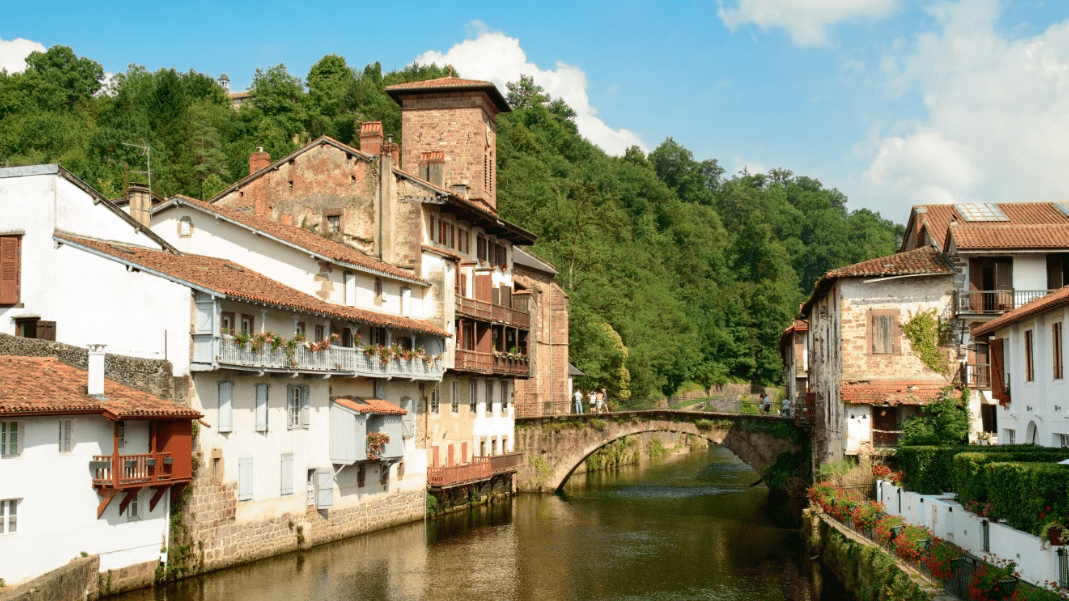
[899,387,971,446]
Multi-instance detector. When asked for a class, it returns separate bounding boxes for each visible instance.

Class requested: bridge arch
[513,411,807,493]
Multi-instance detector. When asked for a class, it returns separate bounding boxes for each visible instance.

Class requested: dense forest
[0,46,905,397]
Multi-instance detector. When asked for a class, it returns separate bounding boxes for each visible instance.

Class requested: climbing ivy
[902,309,953,377]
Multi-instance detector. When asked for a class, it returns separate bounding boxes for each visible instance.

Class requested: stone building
[512,247,570,417]
[800,246,956,461]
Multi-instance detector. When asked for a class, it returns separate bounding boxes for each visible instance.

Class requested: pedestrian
[588,390,597,415]
[781,396,790,418]
[573,389,584,414]
[761,392,771,415]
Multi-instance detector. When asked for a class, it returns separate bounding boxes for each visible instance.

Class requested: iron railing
[214,338,443,380]
[960,363,991,388]
[954,289,1053,314]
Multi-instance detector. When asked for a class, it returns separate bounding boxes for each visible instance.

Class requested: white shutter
[315,467,333,509]
[194,295,215,334]
[218,382,233,433]
[255,384,269,432]
[401,287,411,317]
[280,453,294,496]
[238,457,253,501]
[401,398,414,438]
[300,386,311,429]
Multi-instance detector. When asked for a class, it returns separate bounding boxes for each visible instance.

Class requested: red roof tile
[332,397,407,415]
[55,233,450,338]
[903,203,1069,252]
[973,285,1069,337]
[384,77,510,113]
[0,356,201,419]
[162,196,426,285]
[949,224,1069,250]
[839,380,954,406]
[825,245,954,278]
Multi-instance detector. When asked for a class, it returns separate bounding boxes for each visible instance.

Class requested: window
[238,457,253,501]
[255,384,269,432]
[485,381,494,413]
[371,326,386,346]
[178,216,193,237]
[1,421,19,456]
[0,499,17,534]
[430,215,438,243]
[1026,329,1035,382]
[469,381,477,413]
[430,387,440,415]
[326,214,341,234]
[401,287,411,317]
[477,235,487,263]
[447,222,455,249]
[315,324,325,343]
[1055,433,1069,448]
[280,453,294,496]
[869,310,900,355]
[221,312,235,335]
[287,385,309,429]
[240,314,255,336]
[1055,322,1063,380]
[1004,429,1016,444]
[374,279,383,306]
[341,328,353,347]
[459,229,470,254]
[0,235,21,305]
[501,381,509,413]
[451,381,459,414]
[117,420,125,450]
[127,491,140,520]
[58,419,74,453]
[218,381,233,433]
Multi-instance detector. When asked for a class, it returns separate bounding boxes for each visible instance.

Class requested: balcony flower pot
[145,458,157,467]
[1041,521,1065,546]
[163,457,175,465]
[124,460,138,468]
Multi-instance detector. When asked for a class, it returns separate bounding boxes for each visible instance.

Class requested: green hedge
[984,462,1069,535]
[953,449,1069,505]
[896,445,1069,494]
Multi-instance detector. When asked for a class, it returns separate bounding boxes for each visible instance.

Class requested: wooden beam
[149,486,169,512]
[118,489,140,516]
[96,489,117,519]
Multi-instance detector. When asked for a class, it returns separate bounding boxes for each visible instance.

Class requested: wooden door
[872,407,898,448]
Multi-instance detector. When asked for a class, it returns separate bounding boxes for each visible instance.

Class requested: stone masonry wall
[513,266,569,418]
[182,475,424,574]
[0,333,177,402]
[0,555,98,601]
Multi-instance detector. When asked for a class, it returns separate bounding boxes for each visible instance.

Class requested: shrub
[922,538,963,580]
[891,524,932,563]
[985,462,1069,535]
[898,386,969,446]
[874,514,905,543]
[970,559,1019,601]
[849,500,885,531]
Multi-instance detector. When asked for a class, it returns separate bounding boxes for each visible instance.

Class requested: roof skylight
[954,203,1009,222]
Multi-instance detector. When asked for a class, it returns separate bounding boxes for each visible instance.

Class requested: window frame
[1025,329,1035,382]
[287,385,309,430]
[451,381,459,414]
[868,309,901,356]
[429,387,440,415]
[58,419,74,454]
[469,380,477,413]
[0,498,17,534]
[1,421,20,456]
[178,216,193,238]
[1054,322,1063,380]
[500,381,509,414]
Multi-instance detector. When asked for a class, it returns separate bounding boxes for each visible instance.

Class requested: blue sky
[3,0,1069,224]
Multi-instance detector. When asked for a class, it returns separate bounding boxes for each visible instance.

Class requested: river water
[118,447,847,601]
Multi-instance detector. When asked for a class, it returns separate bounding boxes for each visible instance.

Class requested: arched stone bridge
[513,411,808,493]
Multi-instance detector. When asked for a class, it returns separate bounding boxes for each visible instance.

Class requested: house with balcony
[972,285,1069,446]
[900,202,1069,440]
[800,245,957,461]
[0,350,200,587]
[778,320,813,425]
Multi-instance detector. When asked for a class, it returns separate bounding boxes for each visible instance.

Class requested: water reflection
[119,447,844,601]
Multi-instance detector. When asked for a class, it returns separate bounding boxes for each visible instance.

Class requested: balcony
[427,452,524,488]
[953,289,1053,315]
[90,452,178,489]
[455,296,530,329]
[489,451,524,475]
[872,429,902,448]
[455,349,530,377]
[199,338,443,380]
[960,363,991,388]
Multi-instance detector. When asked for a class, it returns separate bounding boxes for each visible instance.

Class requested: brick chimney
[360,122,383,156]
[249,147,271,175]
[127,182,152,228]
[419,151,445,187]
[88,344,106,397]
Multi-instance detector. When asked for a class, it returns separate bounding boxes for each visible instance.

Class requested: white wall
[0,415,168,584]
[473,378,514,453]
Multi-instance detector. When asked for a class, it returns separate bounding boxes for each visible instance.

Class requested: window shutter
[37,321,56,341]
[990,338,1008,405]
[300,385,311,428]
[1048,255,1063,290]
[255,384,268,432]
[218,382,233,433]
[238,457,253,501]
[315,467,333,509]
[0,236,20,305]
[280,453,294,496]
[892,312,902,355]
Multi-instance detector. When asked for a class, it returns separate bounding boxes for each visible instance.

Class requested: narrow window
[315,324,325,343]
[469,381,477,413]
[280,453,294,496]
[241,314,255,336]
[872,314,895,355]
[238,457,253,501]
[1026,329,1035,382]
[477,235,487,263]
[0,235,21,306]
[0,499,17,533]
[287,385,305,429]
[1054,322,1063,380]
[374,279,383,306]
[178,216,193,237]
[451,381,459,414]
[485,381,494,413]
[117,420,125,450]
[58,419,74,453]
[430,387,440,415]
[1,421,19,456]
[501,381,509,413]
[127,491,140,520]
[326,214,341,234]
[430,215,438,243]
[221,312,235,335]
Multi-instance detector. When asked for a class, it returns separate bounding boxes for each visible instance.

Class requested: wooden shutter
[0,236,20,305]
[1048,255,1063,290]
[969,259,983,311]
[315,467,333,509]
[996,258,1013,309]
[300,385,311,428]
[255,384,268,432]
[37,321,56,341]
[461,442,468,463]
[280,453,294,495]
[990,338,1008,405]
[238,457,253,501]
[475,274,492,302]
[218,382,233,433]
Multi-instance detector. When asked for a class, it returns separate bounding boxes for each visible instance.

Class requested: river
[117,446,847,601]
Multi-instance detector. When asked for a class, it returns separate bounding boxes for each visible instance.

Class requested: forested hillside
[0,46,904,397]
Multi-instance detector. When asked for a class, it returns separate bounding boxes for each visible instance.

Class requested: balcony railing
[455,349,530,376]
[456,296,493,320]
[455,296,529,328]
[873,429,902,448]
[953,289,1053,314]
[206,338,443,380]
[960,363,991,388]
[91,453,175,488]
[427,458,493,488]
[492,355,530,375]
[489,452,524,475]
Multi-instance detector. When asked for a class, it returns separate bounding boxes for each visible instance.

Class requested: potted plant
[366,432,390,461]
[969,560,1019,601]
[922,538,962,580]
[1040,518,1065,546]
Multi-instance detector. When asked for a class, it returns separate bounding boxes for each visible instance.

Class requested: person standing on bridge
[761,392,771,414]
[573,389,584,414]
[781,396,790,417]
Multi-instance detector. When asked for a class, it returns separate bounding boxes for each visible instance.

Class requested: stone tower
[385,77,511,213]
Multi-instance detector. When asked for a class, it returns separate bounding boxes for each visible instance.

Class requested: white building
[973,286,1069,446]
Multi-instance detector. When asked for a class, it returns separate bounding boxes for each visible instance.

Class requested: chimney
[127,182,152,228]
[88,344,106,397]
[249,147,270,175]
[419,151,445,187]
[451,181,470,200]
[360,122,383,156]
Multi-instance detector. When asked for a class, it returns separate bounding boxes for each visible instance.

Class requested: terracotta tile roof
[332,397,407,415]
[839,380,954,406]
[54,233,450,338]
[159,196,425,285]
[902,205,957,251]
[826,245,954,278]
[903,203,1069,252]
[0,356,201,419]
[384,77,511,113]
[973,285,1069,337]
[421,244,462,261]
[949,224,1069,250]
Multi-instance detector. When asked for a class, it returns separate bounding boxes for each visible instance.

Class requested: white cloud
[732,157,769,177]
[717,0,897,47]
[857,0,1069,216]
[413,23,646,156]
[0,37,46,74]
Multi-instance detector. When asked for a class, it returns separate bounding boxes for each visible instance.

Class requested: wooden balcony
[455,349,530,377]
[427,458,492,488]
[492,355,530,376]
[455,296,529,329]
[91,452,179,489]
[201,338,443,380]
[489,452,524,475]
[961,363,991,388]
[456,296,493,320]
[953,289,1053,315]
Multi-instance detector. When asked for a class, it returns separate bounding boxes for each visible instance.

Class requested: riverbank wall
[427,475,514,515]
[802,509,951,601]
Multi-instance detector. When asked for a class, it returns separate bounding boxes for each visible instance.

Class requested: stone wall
[513,265,569,418]
[0,555,98,601]
[0,333,177,402]
[180,475,424,574]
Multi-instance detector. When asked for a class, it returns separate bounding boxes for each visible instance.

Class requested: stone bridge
[513,411,809,493]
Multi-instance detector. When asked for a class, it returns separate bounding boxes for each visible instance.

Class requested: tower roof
[385,77,511,113]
